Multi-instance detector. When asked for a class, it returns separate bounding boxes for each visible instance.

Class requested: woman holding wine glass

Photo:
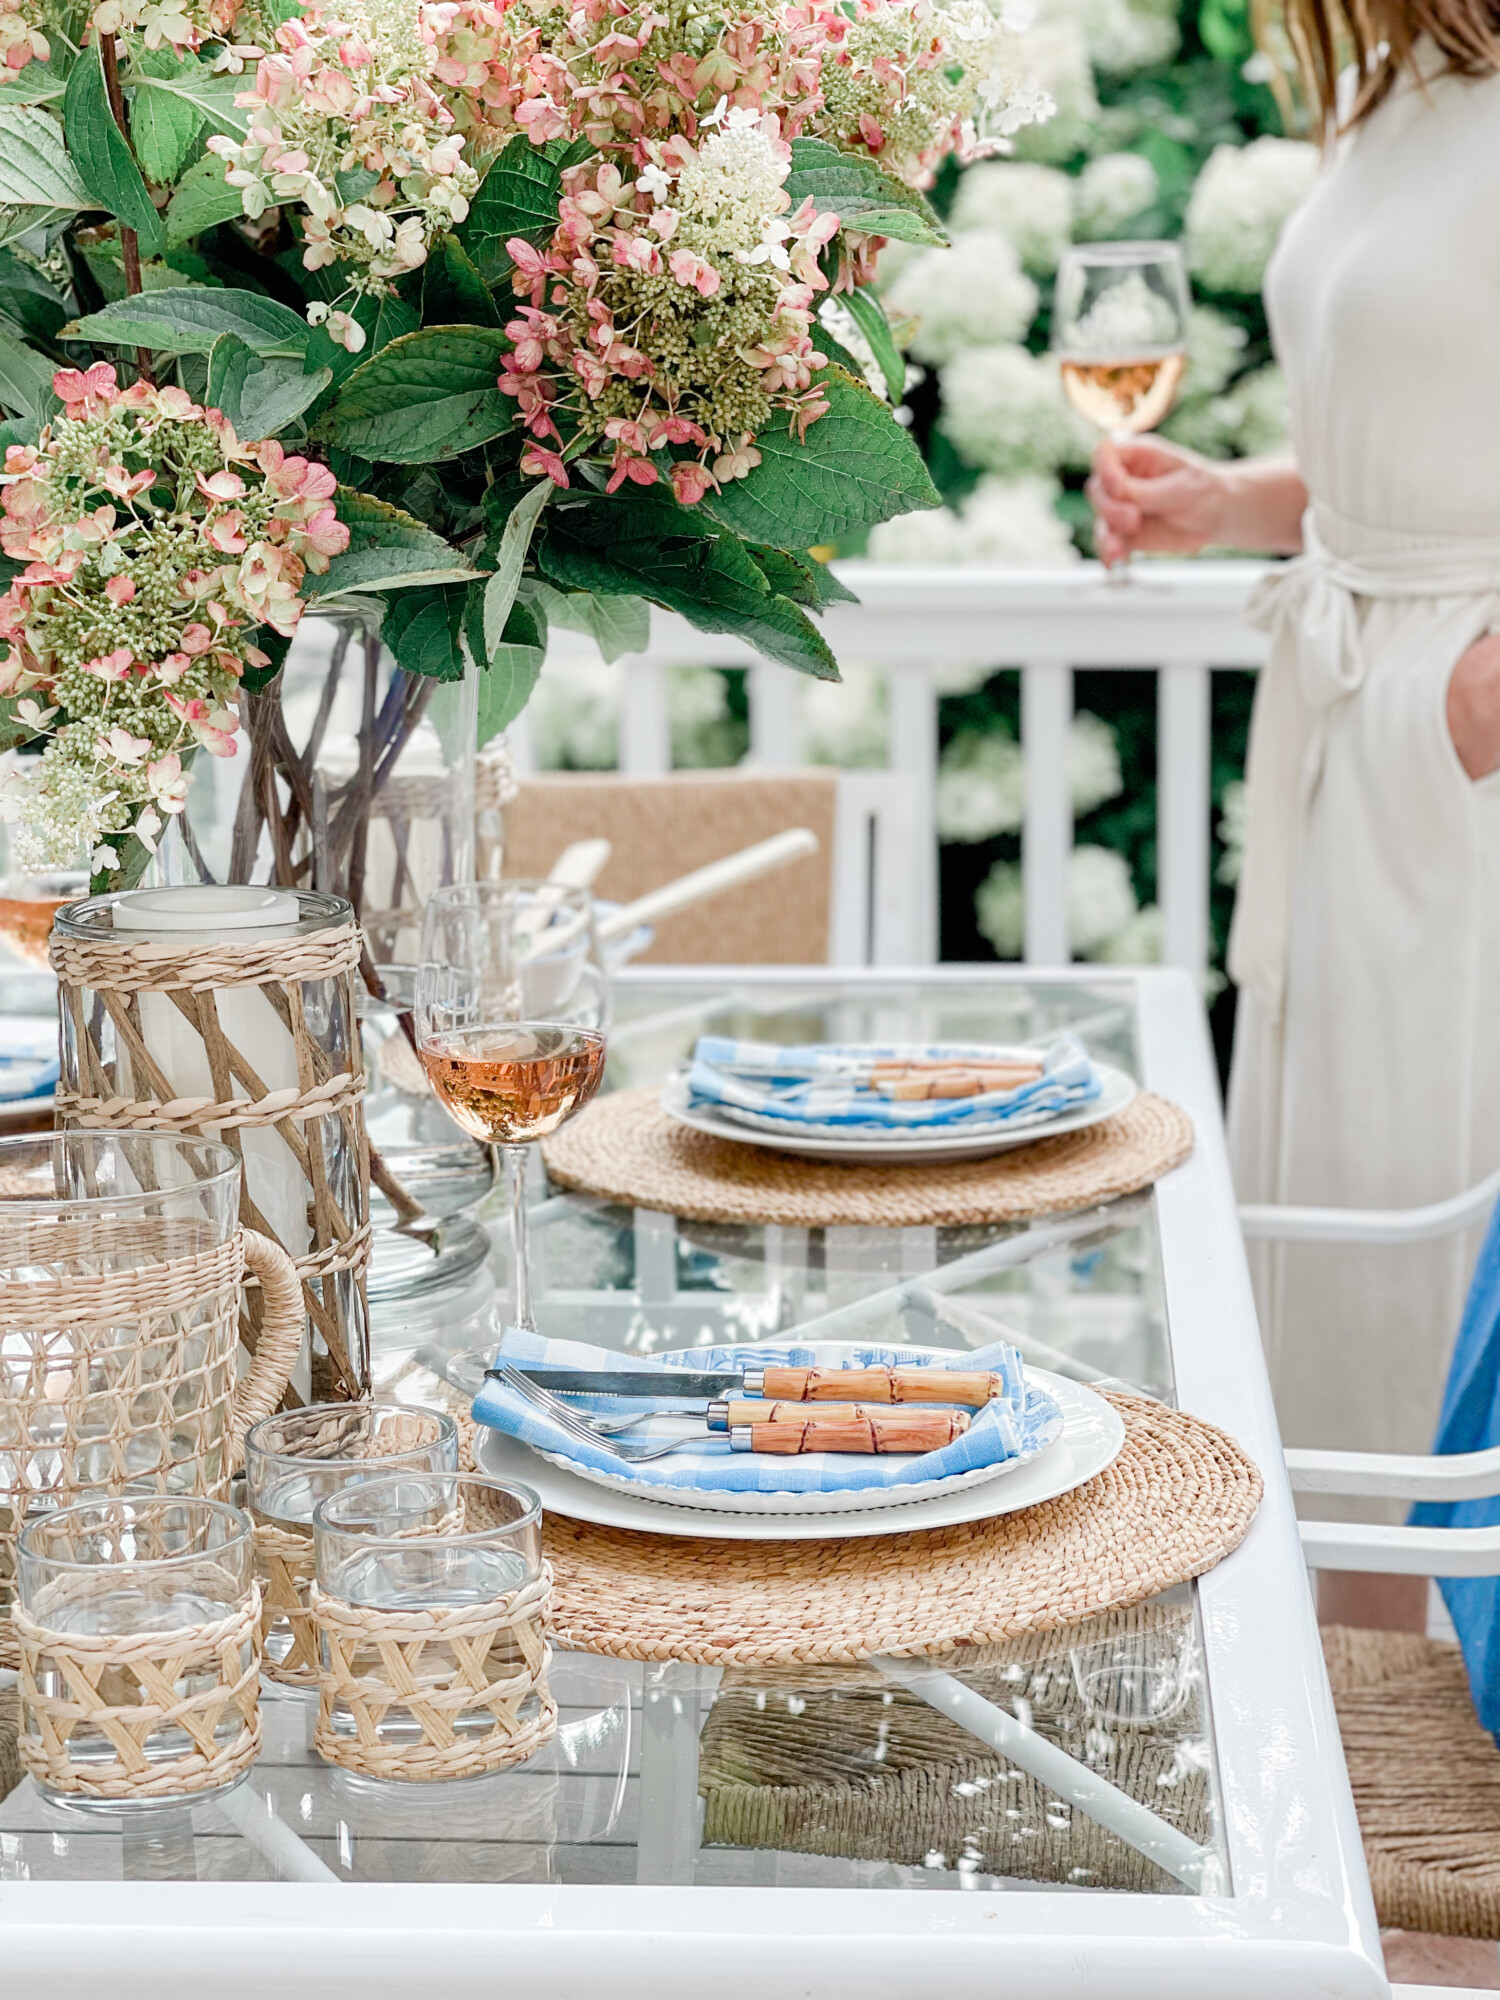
[417,882,608,1334]
[1087,0,1500,1627]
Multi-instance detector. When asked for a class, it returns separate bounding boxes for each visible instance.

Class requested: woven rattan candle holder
[50,886,371,1403]
[245,1403,459,1689]
[15,1496,262,1810]
[0,1132,303,1671]
[311,1472,556,1782]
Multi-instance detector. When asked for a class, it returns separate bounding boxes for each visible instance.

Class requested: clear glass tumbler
[245,1402,458,1682]
[313,1472,546,1761]
[17,1494,258,1812]
[0,1132,244,1649]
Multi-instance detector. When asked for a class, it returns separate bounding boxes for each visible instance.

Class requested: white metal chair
[1241,1171,1500,1966]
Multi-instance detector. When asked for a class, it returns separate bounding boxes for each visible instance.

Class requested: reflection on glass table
[0,1602,1223,1897]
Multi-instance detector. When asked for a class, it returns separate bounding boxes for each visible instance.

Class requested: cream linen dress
[1226,51,1500,1466]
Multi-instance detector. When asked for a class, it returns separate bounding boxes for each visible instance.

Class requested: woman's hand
[1086,437,1233,565]
[1086,437,1309,565]
[1446,632,1500,780]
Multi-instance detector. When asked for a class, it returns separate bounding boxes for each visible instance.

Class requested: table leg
[213,1780,340,1882]
[120,1804,197,1881]
[873,1656,1221,1893]
[634,1662,706,1886]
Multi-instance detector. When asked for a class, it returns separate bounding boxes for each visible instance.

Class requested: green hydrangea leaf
[311,324,514,462]
[697,365,939,546]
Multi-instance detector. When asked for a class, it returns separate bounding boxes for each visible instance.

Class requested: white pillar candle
[113,887,312,1395]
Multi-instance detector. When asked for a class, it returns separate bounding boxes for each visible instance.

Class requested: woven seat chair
[499,767,919,965]
[1322,1623,1500,1939]
[697,1598,1212,1894]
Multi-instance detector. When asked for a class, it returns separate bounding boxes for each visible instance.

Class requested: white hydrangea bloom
[1184,136,1319,294]
[865,504,971,563]
[959,475,1081,565]
[975,842,1146,960]
[885,231,1039,367]
[1217,777,1248,885]
[870,475,1077,568]
[1043,0,1179,74]
[948,161,1074,272]
[975,857,1025,955]
[1072,150,1159,237]
[937,730,1027,840]
[1069,710,1123,815]
[938,343,1093,476]
[530,657,619,769]
[1230,363,1290,455]
[800,661,888,768]
[1160,394,1239,460]
[1066,843,1139,953]
[1180,304,1249,399]
[1164,360,1290,462]
[937,710,1120,843]
[1007,18,1099,161]
[1091,902,1162,963]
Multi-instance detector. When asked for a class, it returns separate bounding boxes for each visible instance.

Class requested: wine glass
[1052,240,1191,584]
[417,881,608,1334]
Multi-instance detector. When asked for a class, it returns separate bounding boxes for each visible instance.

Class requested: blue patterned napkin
[471,1329,1065,1496]
[685,1033,1100,1131]
[0,1016,59,1101]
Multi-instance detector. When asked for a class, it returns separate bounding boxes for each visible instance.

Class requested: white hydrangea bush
[1184,136,1319,294]
[884,232,1041,365]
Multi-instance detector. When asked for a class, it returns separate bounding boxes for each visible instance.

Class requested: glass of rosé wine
[1052,240,1191,585]
[417,881,607,1334]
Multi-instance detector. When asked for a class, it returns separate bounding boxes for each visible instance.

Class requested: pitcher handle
[230,1229,306,1471]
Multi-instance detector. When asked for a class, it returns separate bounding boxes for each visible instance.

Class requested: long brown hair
[1261,0,1500,129]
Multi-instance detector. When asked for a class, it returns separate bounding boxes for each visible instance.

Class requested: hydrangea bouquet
[0,0,1049,886]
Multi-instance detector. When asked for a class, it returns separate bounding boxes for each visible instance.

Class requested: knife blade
[491,1364,1004,1406]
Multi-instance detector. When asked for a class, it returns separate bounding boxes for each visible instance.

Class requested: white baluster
[619,657,671,772]
[886,663,938,962]
[1157,660,1211,981]
[1022,661,1072,966]
[747,658,801,767]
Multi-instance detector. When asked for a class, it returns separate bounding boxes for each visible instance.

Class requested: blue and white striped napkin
[685,1032,1100,1131]
[471,1329,1065,1496]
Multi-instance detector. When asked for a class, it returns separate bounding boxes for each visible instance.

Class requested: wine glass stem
[1105,427,1134,587]
[503,1143,535,1333]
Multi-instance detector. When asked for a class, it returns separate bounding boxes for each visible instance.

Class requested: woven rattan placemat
[544,1395,1260,1666]
[540,1086,1194,1230]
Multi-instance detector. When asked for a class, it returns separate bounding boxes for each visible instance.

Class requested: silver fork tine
[485,1365,652,1435]
[494,1362,707,1463]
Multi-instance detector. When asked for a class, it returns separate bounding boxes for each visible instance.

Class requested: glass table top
[0,972,1228,1899]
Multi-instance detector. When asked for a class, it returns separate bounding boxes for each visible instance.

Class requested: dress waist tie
[1229,507,1500,1018]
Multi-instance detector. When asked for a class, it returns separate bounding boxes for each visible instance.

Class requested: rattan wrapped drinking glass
[310,1472,555,1782]
[50,884,371,1404]
[15,1494,261,1810]
[245,1403,458,1689]
[0,1131,303,1670]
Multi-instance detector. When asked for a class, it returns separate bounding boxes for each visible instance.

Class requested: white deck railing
[513,559,1274,978]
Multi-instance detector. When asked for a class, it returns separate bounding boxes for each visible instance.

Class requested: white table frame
[0,966,1388,1999]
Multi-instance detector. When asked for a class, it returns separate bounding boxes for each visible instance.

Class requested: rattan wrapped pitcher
[0,1132,303,1668]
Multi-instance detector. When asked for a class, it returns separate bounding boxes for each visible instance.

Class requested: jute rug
[1323,1623,1500,1939]
[541,1087,1194,1230]
[544,1394,1260,1666]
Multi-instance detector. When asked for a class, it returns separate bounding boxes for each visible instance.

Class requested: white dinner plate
[659,1063,1138,1165]
[474,1363,1125,1541]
